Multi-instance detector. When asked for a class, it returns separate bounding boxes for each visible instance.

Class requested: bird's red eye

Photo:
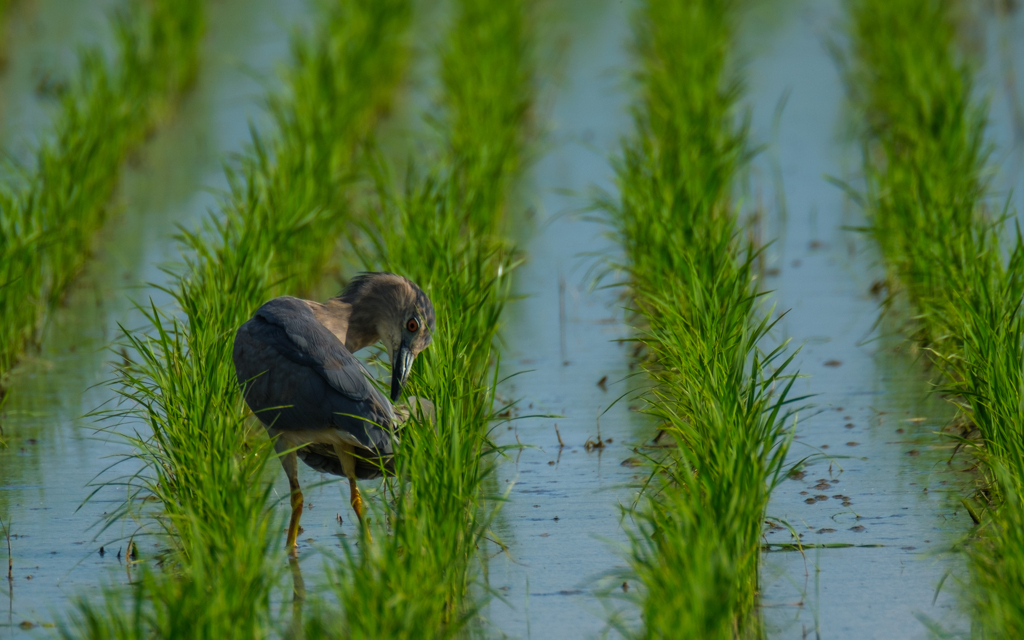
[406,318,419,333]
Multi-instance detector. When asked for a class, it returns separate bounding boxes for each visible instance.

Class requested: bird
[232,272,435,554]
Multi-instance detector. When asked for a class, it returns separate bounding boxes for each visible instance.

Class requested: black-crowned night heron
[232,272,435,554]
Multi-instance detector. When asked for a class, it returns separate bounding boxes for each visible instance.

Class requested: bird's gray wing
[233,296,394,454]
[250,297,379,402]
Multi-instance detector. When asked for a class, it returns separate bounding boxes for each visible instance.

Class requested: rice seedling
[601,0,797,636]
[0,0,204,385]
[307,0,533,636]
[845,0,1024,634]
[56,0,414,637]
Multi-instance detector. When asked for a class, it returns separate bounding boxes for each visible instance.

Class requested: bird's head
[340,272,435,402]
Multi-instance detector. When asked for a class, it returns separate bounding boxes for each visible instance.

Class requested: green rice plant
[307,0,533,636]
[845,0,1024,634]
[602,0,797,636]
[57,1,413,637]
[0,0,203,385]
[933,231,1024,636]
[845,0,992,348]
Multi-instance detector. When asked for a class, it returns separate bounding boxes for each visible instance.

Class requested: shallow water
[978,1,1024,221]
[0,0,306,632]
[482,0,649,637]
[741,0,975,636]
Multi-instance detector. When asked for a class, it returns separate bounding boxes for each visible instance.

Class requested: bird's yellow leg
[349,476,365,520]
[286,484,304,556]
[335,443,371,541]
[279,448,303,556]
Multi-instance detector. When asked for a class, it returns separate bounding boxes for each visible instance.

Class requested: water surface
[484,0,649,636]
[741,0,974,636]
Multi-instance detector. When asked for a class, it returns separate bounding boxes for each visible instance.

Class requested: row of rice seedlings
[0,0,204,387]
[602,0,797,636]
[57,1,414,637]
[306,0,533,636]
[844,0,1024,633]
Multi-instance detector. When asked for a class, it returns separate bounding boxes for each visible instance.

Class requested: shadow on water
[483,0,654,637]
[0,0,308,631]
[739,0,985,636]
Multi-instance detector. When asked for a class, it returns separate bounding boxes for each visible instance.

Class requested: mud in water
[0,0,307,632]
[740,0,977,636]
[482,0,650,637]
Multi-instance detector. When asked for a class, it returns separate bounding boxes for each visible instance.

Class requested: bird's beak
[390,341,414,402]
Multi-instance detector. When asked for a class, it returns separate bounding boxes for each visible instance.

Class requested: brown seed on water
[824,360,842,367]
[597,375,608,391]
[847,442,860,447]
[800,491,809,495]
[804,498,816,504]
[850,525,865,531]
[815,495,829,501]
[907,450,920,456]
[842,501,852,507]
[622,581,629,592]
[817,528,836,534]
[845,423,855,429]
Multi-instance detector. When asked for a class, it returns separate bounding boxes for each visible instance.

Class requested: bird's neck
[308,298,379,353]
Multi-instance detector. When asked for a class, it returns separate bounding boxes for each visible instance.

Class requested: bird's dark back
[233,297,395,457]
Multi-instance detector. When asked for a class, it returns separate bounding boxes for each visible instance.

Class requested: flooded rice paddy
[0,0,308,631]
[1,0,1023,637]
